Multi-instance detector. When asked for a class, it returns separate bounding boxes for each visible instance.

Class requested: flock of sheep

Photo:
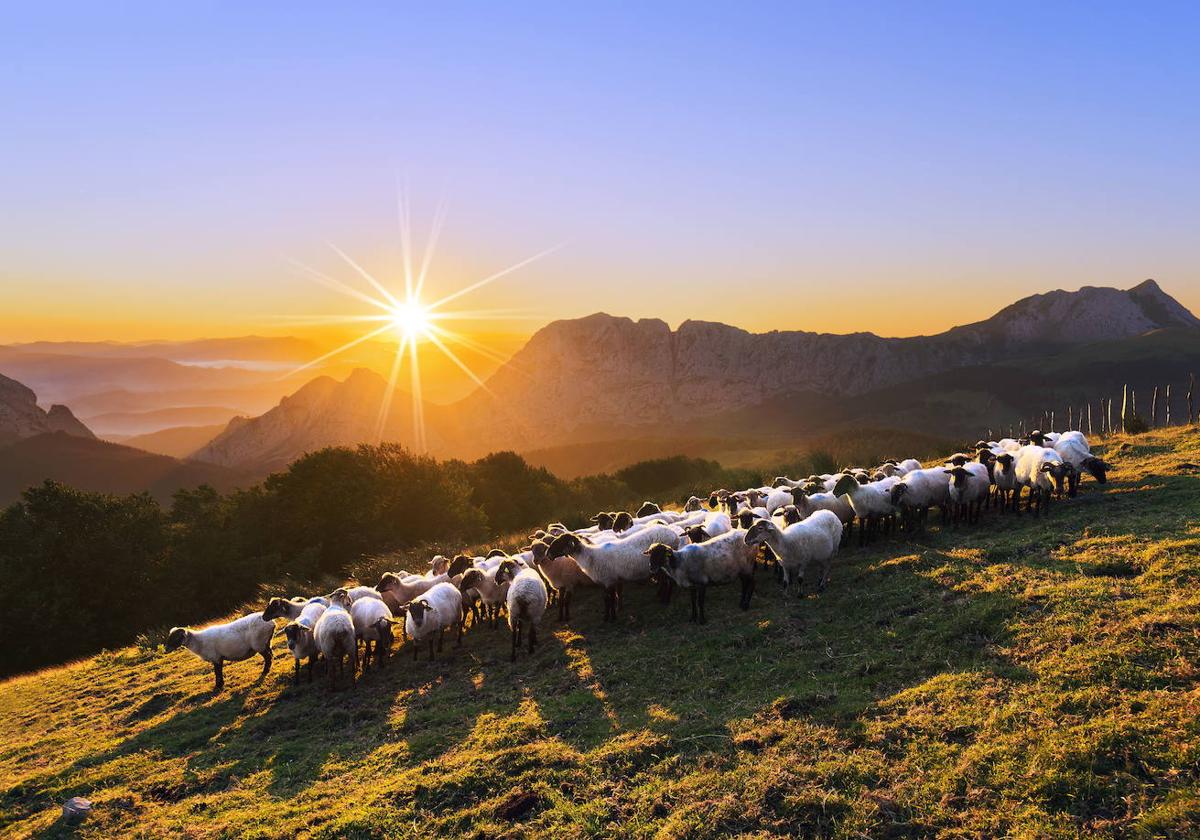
[164,429,1111,692]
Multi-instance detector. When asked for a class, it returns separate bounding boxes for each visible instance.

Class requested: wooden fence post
[1189,374,1195,424]
[1165,384,1171,427]
[1152,385,1159,427]
[1121,384,1129,433]
[1068,405,1073,431]
[1087,402,1093,436]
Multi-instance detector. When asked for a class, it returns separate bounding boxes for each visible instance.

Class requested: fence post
[1067,405,1073,431]
[1088,402,1093,436]
[1165,384,1171,427]
[1189,374,1195,424]
[1152,385,1159,427]
[1121,384,1129,433]
[1107,397,1113,436]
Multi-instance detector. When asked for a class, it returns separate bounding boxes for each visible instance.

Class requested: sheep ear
[943,469,954,475]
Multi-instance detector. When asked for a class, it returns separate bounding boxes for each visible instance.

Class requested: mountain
[118,424,227,458]
[191,368,422,471]
[442,279,1200,455]
[0,373,94,444]
[87,405,243,437]
[182,280,1200,473]
[0,432,252,506]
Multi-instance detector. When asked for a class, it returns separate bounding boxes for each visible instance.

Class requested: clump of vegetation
[1124,412,1150,434]
[1,426,1197,837]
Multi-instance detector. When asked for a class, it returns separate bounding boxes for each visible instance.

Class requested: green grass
[3,427,1200,837]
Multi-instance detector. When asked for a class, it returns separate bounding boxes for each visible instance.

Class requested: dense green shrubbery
[0,432,952,676]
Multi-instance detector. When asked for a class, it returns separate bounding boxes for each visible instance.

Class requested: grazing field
[2,427,1199,838]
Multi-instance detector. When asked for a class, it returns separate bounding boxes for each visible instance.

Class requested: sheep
[897,458,922,475]
[612,511,635,533]
[1053,431,1110,496]
[282,599,327,684]
[644,529,757,622]
[496,561,550,660]
[635,501,662,517]
[946,462,991,524]
[331,585,383,604]
[771,475,803,489]
[544,522,680,620]
[1014,445,1069,516]
[991,452,1019,512]
[588,512,617,531]
[404,581,464,661]
[375,555,473,611]
[832,473,899,544]
[889,468,952,532]
[744,510,843,592]
[684,495,705,512]
[314,589,357,689]
[458,566,510,629]
[164,612,276,693]
[529,539,596,621]
[350,596,396,670]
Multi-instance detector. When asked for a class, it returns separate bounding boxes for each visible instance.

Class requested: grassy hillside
[3,427,1200,837]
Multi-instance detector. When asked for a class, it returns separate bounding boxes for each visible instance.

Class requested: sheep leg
[350,645,358,687]
[698,584,708,624]
[564,589,573,621]
[437,627,445,652]
[413,639,420,662]
[557,591,566,622]
[212,660,224,693]
[689,587,698,623]
[293,658,300,686]
[528,624,537,655]
[308,655,316,683]
[259,647,272,679]
[428,637,436,660]
[456,614,463,646]
[511,620,520,662]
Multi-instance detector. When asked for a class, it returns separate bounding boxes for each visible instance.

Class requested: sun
[388,300,432,341]
[282,191,563,453]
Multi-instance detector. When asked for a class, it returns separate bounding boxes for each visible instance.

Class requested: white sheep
[1053,431,1110,496]
[458,566,510,629]
[262,595,329,622]
[497,562,550,660]
[404,581,464,661]
[946,462,991,524]
[1014,444,1068,516]
[165,612,276,693]
[990,451,1019,512]
[314,589,357,689]
[282,600,327,684]
[643,528,757,622]
[832,473,899,544]
[350,596,396,670]
[889,468,952,532]
[744,510,843,592]
[544,522,680,620]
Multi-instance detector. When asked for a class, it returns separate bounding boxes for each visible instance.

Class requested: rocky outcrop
[0,373,94,444]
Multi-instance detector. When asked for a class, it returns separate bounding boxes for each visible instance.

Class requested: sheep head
[376,572,402,594]
[643,542,677,572]
[944,467,971,489]
[329,589,353,609]
[262,597,294,622]
[743,519,777,547]
[683,525,708,544]
[832,474,859,498]
[485,548,508,559]
[889,482,910,506]
[636,501,662,517]
[683,495,703,512]
[771,476,793,488]
[995,453,1015,470]
[429,555,450,575]
[407,599,432,627]
[1082,456,1110,483]
[458,569,485,592]
[448,554,475,576]
[612,512,634,533]
[164,627,189,653]
[494,559,519,586]
[590,512,616,530]
[546,533,585,561]
[779,505,802,526]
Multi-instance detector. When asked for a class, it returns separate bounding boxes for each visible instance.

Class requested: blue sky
[1,2,1198,340]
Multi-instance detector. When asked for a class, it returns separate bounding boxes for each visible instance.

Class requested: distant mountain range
[191,279,1200,473]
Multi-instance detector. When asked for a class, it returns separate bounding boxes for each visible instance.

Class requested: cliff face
[445,280,1200,454]
[0,373,94,444]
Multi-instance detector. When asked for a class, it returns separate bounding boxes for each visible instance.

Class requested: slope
[2,427,1198,837]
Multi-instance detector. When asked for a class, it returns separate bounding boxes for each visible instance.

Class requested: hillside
[0,433,253,506]
[116,424,227,458]
[3,426,1198,837]
[0,373,93,445]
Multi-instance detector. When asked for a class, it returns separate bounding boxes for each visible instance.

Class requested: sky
[2,2,1199,345]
